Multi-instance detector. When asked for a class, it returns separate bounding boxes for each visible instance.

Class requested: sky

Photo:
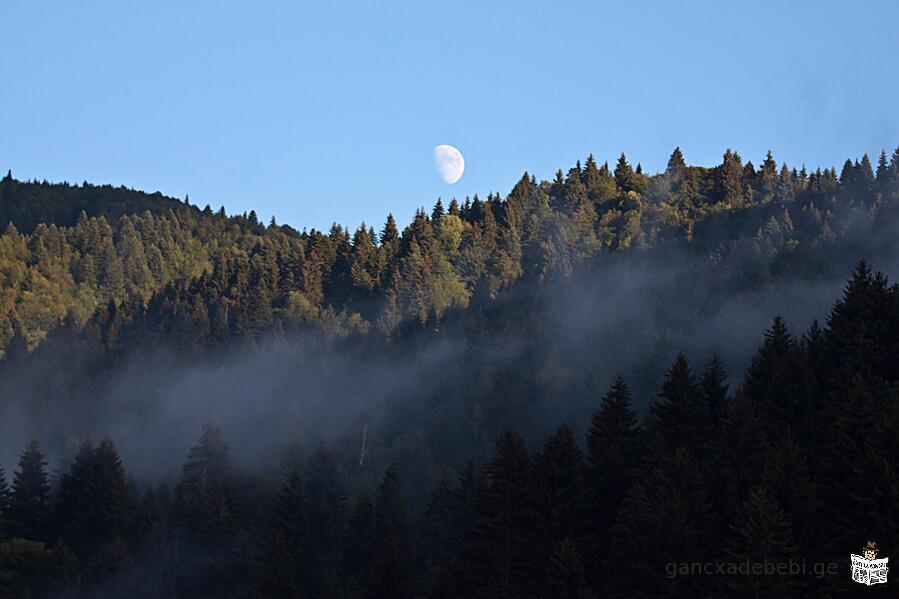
[1,1,898,233]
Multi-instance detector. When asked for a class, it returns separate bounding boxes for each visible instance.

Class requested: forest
[0,145,898,597]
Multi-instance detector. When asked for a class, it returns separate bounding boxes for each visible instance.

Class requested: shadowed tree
[4,441,50,542]
[583,377,642,586]
[303,442,347,594]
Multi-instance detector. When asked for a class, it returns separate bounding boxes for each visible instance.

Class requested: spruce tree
[56,438,134,584]
[174,423,236,538]
[699,353,729,430]
[760,435,816,551]
[364,535,410,599]
[262,467,308,598]
[604,450,713,598]
[304,442,347,594]
[646,354,705,455]
[666,147,686,178]
[465,431,533,597]
[531,423,586,584]
[613,153,635,193]
[374,466,407,543]
[5,440,50,541]
[545,538,594,599]
[583,377,641,586]
[726,487,802,596]
[343,493,377,589]
[742,317,808,438]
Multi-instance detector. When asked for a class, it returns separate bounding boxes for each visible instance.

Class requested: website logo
[851,540,889,586]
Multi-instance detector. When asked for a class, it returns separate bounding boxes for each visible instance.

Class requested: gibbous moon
[434,144,465,184]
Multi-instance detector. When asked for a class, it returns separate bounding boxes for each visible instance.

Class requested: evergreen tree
[646,354,705,455]
[545,538,594,599]
[431,199,445,220]
[172,423,244,597]
[5,441,50,542]
[699,353,729,429]
[304,442,347,594]
[725,487,802,597]
[531,423,586,587]
[741,317,809,438]
[261,467,308,598]
[718,149,745,207]
[666,147,686,178]
[604,450,712,598]
[465,431,534,597]
[364,535,410,599]
[343,493,377,589]
[875,149,890,189]
[56,438,134,585]
[614,153,635,193]
[374,466,407,543]
[583,378,641,585]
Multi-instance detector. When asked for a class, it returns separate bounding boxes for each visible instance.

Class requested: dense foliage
[1,146,898,596]
[0,264,896,596]
[1,146,897,356]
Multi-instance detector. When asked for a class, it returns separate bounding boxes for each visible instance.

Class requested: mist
[3,208,896,487]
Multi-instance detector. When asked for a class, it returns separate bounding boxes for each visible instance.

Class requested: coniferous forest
[0,146,898,597]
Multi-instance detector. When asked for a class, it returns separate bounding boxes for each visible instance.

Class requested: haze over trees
[0,145,898,596]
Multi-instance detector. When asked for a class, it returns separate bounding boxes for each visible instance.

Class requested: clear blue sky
[2,1,897,232]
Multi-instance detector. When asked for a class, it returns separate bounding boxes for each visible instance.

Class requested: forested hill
[1,147,899,596]
[2,146,898,357]
[0,170,200,232]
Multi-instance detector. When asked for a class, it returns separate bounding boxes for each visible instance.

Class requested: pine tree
[545,538,594,599]
[364,535,410,599]
[399,238,432,325]
[614,153,635,193]
[262,467,308,598]
[859,153,874,185]
[380,214,400,267]
[760,150,778,201]
[432,199,445,220]
[604,450,713,597]
[761,436,816,551]
[699,353,729,430]
[742,317,809,438]
[375,466,407,543]
[304,443,347,594]
[172,424,245,597]
[343,493,377,588]
[709,394,768,537]
[875,149,890,189]
[825,261,898,383]
[173,423,236,540]
[666,147,686,179]
[718,149,745,207]
[56,438,134,584]
[465,431,534,596]
[531,423,586,582]
[583,378,641,585]
[646,354,705,455]
[726,486,802,596]
[5,440,50,541]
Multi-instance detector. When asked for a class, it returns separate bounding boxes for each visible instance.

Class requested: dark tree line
[0,262,896,597]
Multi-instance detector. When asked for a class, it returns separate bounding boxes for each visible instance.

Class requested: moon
[433,144,465,184]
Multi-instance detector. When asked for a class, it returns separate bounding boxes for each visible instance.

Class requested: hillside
[2,147,897,356]
[0,146,898,596]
